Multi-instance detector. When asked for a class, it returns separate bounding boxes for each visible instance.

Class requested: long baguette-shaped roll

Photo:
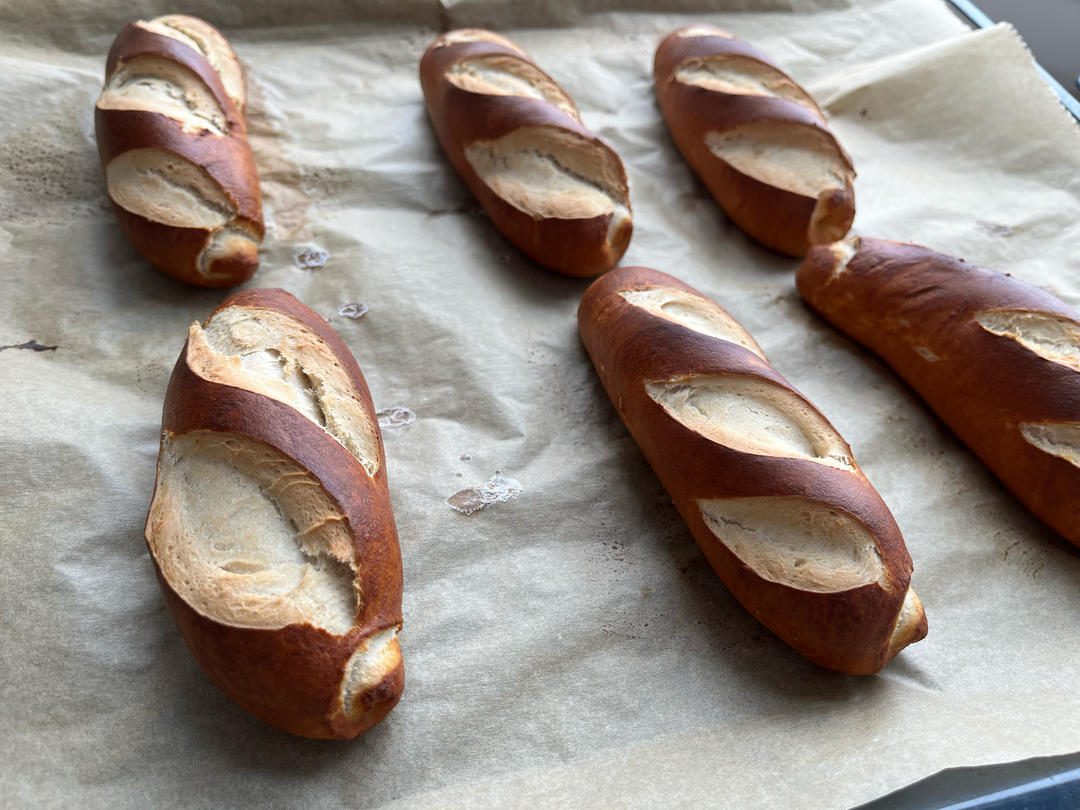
[654,25,855,257]
[799,237,1080,548]
[420,29,632,277]
[144,289,403,738]
[96,15,264,287]
[579,266,925,674]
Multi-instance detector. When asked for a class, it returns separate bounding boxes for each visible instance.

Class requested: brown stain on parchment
[244,75,312,242]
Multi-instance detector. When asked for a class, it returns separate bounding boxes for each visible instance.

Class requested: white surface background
[2,1,1079,807]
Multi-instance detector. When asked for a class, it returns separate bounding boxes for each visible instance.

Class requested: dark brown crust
[105,201,218,286]
[578,266,922,674]
[145,289,403,738]
[155,568,402,739]
[798,238,1080,547]
[653,27,854,257]
[420,33,632,277]
[96,21,263,287]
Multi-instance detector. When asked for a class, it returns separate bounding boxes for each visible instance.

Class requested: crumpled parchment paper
[2,1,1079,807]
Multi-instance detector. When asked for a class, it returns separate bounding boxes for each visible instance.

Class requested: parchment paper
[3,1,1080,807]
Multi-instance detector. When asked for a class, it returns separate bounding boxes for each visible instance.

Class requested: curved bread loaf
[420,29,632,277]
[96,15,264,287]
[145,289,403,738]
[799,237,1080,548]
[654,25,854,257]
[578,265,925,674]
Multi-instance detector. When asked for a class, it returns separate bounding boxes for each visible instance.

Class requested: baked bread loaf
[798,237,1080,548]
[96,15,263,287]
[654,25,855,257]
[145,288,403,738]
[420,29,632,277]
[578,265,925,674]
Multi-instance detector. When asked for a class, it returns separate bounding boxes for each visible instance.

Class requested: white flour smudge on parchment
[337,302,369,319]
[446,472,523,515]
[377,407,416,429]
[295,247,329,271]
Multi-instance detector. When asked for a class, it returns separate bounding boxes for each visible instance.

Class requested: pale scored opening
[619,287,766,359]
[97,55,227,135]
[674,25,735,39]
[646,374,855,470]
[106,147,235,229]
[198,225,260,276]
[675,55,819,112]
[339,627,402,718]
[698,496,885,592]
[975,309,1080,373]
[137,14,245,111]
[828,236,861,279]
[146,431,358,634]
[464,126,630,239]
[705,122,852,199]
[887,587,926,658]
[433,29,527,55]
[186,304,381,476]
[1020,422,1080,468]
[447,54,579,120]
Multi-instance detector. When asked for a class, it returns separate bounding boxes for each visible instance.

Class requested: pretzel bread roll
[420,29,632,277]
[578,266,925,674]
[144,289,404,738]
[654,25,855,257]
[95,15,264,287]
[799,237,1080,547]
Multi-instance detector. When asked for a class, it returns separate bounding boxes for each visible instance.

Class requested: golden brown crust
[420,31,632,277]
[96,19,263,287]
[653,27,854,257]
[579,266,923,674]
[797,237,1080,547]
[145,289,403,738]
